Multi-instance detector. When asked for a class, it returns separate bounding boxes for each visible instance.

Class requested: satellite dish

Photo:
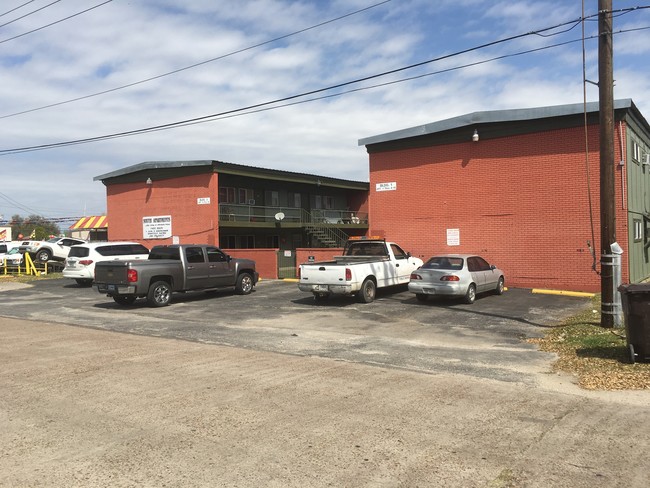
[274,212,285,221]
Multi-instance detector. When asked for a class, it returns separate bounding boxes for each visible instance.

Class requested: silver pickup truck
[94,244,258,307]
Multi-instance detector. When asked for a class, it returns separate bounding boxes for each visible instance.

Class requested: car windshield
[7,248,20,255]
[46,237,60,243]
[422,256,464,270]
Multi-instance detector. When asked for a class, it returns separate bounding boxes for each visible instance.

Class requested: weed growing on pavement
[529,296,650,390]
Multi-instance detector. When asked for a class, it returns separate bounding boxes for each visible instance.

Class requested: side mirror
[226,255,232,262]
[407,252,411,258]
[490,264,496,270]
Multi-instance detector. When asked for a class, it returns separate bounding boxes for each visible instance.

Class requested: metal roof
[94,160,369,190]
[358,99,639,147]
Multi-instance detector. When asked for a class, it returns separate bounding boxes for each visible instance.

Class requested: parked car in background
[0,245,24,267]
[408,255,505,304]
[20,237,87,263]
[63,241,150,286]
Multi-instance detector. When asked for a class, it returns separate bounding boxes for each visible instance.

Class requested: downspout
[619,121,626,210]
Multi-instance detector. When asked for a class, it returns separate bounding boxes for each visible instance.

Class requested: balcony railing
[218,204,367,225]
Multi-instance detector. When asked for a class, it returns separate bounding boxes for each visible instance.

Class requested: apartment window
[288,192,301,208]
[219,187,236,203]
[270,191,280,207]
[634,219,643,242]
[632,141,641,163]
[220,235,255,249]
[239,188,255,205]
[314,195,333,209]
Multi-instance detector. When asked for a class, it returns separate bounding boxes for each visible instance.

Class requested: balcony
[218,204,368,226]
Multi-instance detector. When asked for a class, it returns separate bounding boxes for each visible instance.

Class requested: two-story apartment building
[94,160,369,276]
[359,99,650,292]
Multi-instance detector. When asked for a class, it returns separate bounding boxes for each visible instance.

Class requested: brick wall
[369,124,629,292]
[106,173,219,248]
[223,248,278,280]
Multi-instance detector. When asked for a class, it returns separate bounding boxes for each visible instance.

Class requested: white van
[63,241,149,286]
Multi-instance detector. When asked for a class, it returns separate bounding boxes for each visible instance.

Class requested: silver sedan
[408,255,505,304]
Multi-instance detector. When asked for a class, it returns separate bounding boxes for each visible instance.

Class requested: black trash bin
[618,283,650,364]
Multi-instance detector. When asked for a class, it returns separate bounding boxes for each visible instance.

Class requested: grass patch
[529,296,650,390]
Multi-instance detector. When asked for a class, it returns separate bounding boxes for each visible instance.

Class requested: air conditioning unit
[248,199,255,205]
[643,154,650,166]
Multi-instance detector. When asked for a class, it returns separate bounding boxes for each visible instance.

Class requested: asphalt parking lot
[4,278,650,487]
[0,278,592,385]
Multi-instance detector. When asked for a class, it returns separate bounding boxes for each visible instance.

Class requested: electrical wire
[0,12,641,156]
[0,0,37,19]
[581,0,599,275]
[0,0,62,29]
[0,0,392,120]
[0,0,113,44]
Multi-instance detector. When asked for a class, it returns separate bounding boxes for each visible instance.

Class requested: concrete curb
[532,288,596,298]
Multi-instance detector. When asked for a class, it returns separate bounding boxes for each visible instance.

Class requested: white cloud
[0,0,648,224]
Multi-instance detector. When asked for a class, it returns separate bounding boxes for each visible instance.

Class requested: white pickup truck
[298,238,423,303]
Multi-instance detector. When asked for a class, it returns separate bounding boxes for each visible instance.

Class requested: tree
[10,215,60,240]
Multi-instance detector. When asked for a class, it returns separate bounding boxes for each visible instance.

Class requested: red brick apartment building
[94,160,369,279]
[359,99,650,292]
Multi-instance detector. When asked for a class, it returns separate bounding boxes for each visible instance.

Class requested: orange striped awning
[69,215,108,230]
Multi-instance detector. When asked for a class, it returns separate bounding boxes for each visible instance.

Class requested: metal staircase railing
[301,209,349,248]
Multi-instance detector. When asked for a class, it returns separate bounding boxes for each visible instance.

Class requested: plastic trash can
[618,283,650,363]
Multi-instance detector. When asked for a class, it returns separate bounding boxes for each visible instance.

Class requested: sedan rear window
[422,257,464,270]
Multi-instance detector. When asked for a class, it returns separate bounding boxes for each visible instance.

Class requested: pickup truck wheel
[36,249,51,262]
[357,278,376,303]
[235,273,254,295]
[147,281,172,307]
[113,296,136,306]
[464,283,476,304]
[75,279,93,287]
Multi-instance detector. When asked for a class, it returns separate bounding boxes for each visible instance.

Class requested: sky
[1,0,649,228]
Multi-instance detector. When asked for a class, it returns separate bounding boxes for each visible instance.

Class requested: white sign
[446,228,460,246]
[376,182,397,192]
[197,197,210,205]
[143,215,172,239]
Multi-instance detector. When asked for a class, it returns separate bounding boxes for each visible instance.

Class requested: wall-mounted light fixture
[472,129,479,142]
[146,177,153,185]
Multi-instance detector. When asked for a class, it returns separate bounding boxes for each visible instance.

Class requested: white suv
[63,241,149,286]
[21,237,87,262]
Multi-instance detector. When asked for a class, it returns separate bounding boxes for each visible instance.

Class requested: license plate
[314,285,328,292]
[107,285,116,292]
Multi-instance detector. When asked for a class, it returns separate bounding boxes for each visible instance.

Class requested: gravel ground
[2,315,649,488]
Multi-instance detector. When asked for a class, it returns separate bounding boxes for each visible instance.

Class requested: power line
[0,0,392,120]
[0,0,37,19]
[1,7,648,156]
[0,0,62,29]
[0,0,113,44]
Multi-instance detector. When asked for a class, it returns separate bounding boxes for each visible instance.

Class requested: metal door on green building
[277,250,297,279]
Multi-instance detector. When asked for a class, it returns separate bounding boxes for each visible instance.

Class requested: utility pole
[599,0,616,328]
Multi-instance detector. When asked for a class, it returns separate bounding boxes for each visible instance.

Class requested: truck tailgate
[94,261,131,284]
[300,263,348,285]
